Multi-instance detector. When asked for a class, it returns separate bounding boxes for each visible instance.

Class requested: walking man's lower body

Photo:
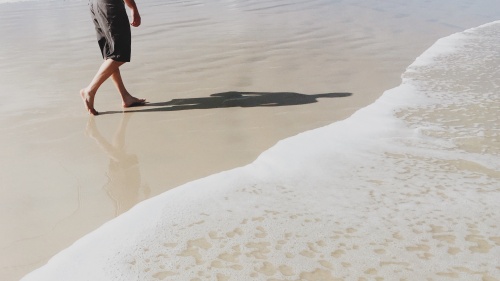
[81,0,145,115]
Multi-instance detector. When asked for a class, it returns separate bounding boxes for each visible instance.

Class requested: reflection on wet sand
[86,115,150,215]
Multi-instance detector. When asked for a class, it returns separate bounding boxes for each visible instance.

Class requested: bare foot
[123,95,146,108]
[80,89,98,115]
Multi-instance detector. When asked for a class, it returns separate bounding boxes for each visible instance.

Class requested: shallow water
[1,0,500,280]
[22,20,500,280]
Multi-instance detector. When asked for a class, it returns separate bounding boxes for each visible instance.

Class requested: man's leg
[110,69,146,108]
[81,59,125,115]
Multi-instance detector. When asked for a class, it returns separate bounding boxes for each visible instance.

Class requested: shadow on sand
[99,91,353,115]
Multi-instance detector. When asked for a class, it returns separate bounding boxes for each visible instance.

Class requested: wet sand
[0,0,499,280]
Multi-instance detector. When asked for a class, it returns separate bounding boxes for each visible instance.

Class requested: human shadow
[86,114,150,215]
[100,91,352,114]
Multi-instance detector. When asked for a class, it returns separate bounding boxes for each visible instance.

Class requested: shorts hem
[105,55,131,63]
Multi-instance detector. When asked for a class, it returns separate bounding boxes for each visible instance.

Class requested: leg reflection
[86,114,150,215]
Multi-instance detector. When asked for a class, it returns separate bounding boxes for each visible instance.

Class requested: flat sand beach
[1,0,499,280]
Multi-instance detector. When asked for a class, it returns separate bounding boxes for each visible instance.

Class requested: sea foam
[22,21,500,280]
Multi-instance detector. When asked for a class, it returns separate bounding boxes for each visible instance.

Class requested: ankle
[84,88,97,98]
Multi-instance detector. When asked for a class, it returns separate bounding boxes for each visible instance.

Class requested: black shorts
[89,0,131,62]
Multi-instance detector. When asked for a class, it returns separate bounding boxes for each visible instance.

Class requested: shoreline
[22,20,500,280]
[1,0,499,280]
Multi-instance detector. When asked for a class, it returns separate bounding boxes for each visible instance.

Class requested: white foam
[22,21,500,280]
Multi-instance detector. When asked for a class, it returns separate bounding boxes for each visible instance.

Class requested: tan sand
[0,0,498,280]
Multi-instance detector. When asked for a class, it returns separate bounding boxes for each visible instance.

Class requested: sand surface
[0,0,499,280]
